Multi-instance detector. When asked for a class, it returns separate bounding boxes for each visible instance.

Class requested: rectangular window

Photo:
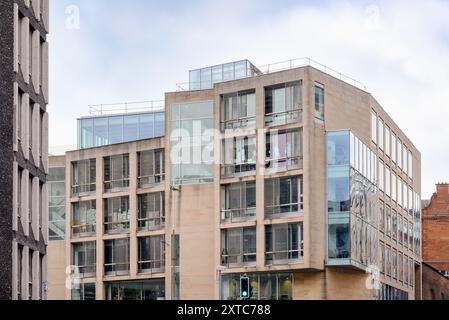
[379,201,385,234]
[385,126,391,158]
[386,205,391,238]
[104,154,130,192]
[138,236,165,273]
[392,210,397,241]
[29,99,33,151]
[104,197,130,233]
[408,150,413,179]
[72,159,96,196]
[171,101,214,185]
[221,227,256,267]
[29,176,33,229]
[380,242,385,275]
[265,224,303,265]
[105,279,165,301]
[72,242,96,277]
[398,216,403,245]
[398,178,403,207]
[266,129,303,171]
[221,136,256,177]
[221,181,256,222]
[48,167,66,241]
[265,82,302,126]
[391,131,397,163]
[138,150,165,188]
[378,119,384,151]
[265,176,303,218]
[371,111,377,145]
[221,90,256,129]
[72,283,96,301]
[104,238,130,276]
[379,160,385,192]
[314,83,325,120]
[385,166,391,197]
[403,145,408,176]
[328,215,350,260]
[72,200,96,237]
[392,174,397,202]
[138,192,165,230]
[398,140,403,170]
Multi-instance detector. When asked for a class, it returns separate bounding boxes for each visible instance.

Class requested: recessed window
[265,81,302,126]
[221,181,256,223]
[314,83,324,120]
[221,227,256,267]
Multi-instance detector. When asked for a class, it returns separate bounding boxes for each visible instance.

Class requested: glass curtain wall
[48,167,66,240]
[171,101,214,185]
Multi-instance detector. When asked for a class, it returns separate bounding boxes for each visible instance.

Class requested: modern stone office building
[0,0,49,300]
[49,59,422,300]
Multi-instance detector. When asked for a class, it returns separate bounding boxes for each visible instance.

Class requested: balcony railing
[72,183,96,196]
[265,203,302,218]
[138,212,165,231]
[265,248,304,266]
[104,220,130,234]
[221,208,256,223]
[137,174,165,189]
[221,253,257,268]
[104,262,130,276]
[104,179,130,193]
[221,116,256,131]
[265,156,303,172]
[72,224,96,237]
[265,109,302,127]
[138,259,165,274]
[74,264,96,278]
[221,162,256,178]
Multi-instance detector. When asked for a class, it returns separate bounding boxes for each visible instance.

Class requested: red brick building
[422,184,449,273]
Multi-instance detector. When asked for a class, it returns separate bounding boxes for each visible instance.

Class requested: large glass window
[221,227,256,267]
[385,166,391,198]
[171,101,214,185]
[48,167,66,241]
[398,139,403,170]
[221,273,292,301]
[105,280,165,301]
[379,201,385,234]
[328,215,350,259]
[392,173,397,202]
[71,159,96,196]
[265,176,303,217]
[265,223,303,265]
[104,238,130,276]
[379,160,385,192]
[104,196,130,233]
[77,112,165,149]
[221,181,256,222]
[221,136,256,177]
[138,149,165,188]
[378,119,384,151]
[72,200,96,237]
[72,242,96,277]
[138,236,165,273]
[391,131,397,163]
[403,145,408,176]
[72,283,96,301]
[371,111,377,145]
[385,126,391,158]
[221,90,256,129]
[328,166,350,213]
[408,150,413,179]
[104,154,130,192]
[138,192,165,230]
[266,129,303,171]
[314,83,324,120]
[265,82,302,126]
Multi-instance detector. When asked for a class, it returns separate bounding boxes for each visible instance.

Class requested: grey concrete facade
[0,0,49,300]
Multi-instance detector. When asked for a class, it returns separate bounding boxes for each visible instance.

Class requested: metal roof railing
[176,57,368,92]
[87,100,165,117]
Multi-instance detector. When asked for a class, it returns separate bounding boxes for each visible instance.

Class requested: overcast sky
[48,0,449,199]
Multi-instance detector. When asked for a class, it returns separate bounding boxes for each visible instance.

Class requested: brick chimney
[436,183,449,196]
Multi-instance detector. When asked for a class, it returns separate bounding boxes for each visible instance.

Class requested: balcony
[138,212,165,231]
[137,173,165,189]
[104,179,130,193]
[265,156,303,173]
[221,208,256,223]
[221,163,256,178]
[265,109,302,127]
[72,183,96,197]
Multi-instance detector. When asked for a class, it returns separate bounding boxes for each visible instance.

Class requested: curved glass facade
[77,112,165,149]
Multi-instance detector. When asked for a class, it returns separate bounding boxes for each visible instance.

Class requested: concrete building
[0,0,49,300]
[49,58,422,300]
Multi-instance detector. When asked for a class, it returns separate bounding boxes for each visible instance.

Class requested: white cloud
[49,0,449,198]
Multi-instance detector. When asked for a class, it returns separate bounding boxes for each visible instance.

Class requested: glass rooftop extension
[188,60,262,91]
[77,101,165,149]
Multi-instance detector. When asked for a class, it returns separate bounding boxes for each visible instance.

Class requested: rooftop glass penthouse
[77,101,165,149]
